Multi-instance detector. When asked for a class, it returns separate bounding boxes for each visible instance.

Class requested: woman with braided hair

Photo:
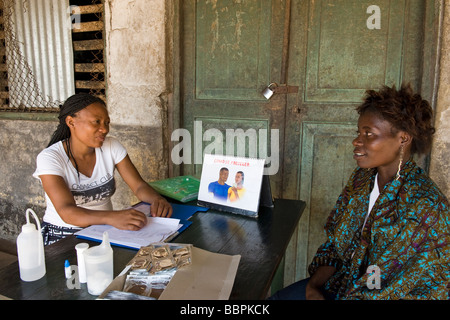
[270,84,450,300]
[33,93,172,245]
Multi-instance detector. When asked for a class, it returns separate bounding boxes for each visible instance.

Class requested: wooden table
[0,199,305,300]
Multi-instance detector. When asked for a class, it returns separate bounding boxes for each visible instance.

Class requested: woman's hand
[116,156,173,218]
[110,208,148,230]
[149,196,173,218]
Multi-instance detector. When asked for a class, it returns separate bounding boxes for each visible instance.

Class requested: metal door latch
[262,83,299,99]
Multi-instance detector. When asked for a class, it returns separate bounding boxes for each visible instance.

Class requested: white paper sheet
[75,217,181,249]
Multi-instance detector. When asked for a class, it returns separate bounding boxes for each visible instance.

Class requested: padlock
[262,83,278,100]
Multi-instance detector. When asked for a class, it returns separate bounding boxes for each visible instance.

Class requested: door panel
[296,122,357,278]
[195,0,272,101]
[305,0,406,102]
[193,117,270,164]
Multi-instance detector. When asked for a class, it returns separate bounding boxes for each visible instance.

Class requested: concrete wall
[430,0,450,197]
[0,119,52,241]
[104,0,170,208]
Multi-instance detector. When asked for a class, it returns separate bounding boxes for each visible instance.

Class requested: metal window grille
[0,0,105,113]
[71,0,105,101]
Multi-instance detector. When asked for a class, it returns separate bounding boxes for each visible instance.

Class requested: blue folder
[169,202,208,233]
[76,202,208,249]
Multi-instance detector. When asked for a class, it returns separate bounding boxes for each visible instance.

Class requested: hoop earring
[396,145,404,181]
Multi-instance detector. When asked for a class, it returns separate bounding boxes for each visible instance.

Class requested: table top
[0,198,305,300]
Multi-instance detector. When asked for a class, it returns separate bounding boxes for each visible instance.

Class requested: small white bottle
[16,209,46,282]
[75,243,89,283]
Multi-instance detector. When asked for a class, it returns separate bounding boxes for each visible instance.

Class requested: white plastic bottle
[84,232,113,295]
[75,242,89,283]
[16,208,46,282]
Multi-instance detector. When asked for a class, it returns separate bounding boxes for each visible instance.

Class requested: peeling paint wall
[105,0,167,128]
[103,0,170,209]
[430,1,450,197]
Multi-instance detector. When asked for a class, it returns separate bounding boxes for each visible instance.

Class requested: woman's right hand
[110,208,147,231]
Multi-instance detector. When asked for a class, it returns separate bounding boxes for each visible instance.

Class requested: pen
[64,259,71,279]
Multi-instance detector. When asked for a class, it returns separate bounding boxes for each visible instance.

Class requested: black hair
[357,83,435,155]
[236,171,244,183]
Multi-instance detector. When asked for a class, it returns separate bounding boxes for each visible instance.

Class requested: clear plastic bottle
[16,209,46,282]
[84,232,113,295]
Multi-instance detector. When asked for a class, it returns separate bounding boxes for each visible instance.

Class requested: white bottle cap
[75,243,89,283]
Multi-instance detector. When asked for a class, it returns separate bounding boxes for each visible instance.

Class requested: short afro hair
[356,83,435,155]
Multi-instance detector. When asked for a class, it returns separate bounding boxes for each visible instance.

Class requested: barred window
[71,0,105,100]
[0,0,105,113]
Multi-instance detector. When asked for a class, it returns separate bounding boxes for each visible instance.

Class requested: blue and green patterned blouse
[309,158,450,299]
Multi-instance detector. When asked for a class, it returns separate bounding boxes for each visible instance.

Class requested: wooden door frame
[166,0,182,178]
[422,0,444,109]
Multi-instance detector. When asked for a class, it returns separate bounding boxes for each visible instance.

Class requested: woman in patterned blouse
[271,84,450,300]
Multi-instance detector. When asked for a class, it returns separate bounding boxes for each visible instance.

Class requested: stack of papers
[75,217,181,249]
[75,202,208,249]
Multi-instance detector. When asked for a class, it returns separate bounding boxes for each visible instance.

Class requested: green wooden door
[175,0,289,197]
[174,0,437,287]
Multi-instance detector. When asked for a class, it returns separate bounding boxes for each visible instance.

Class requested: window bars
[0,0,105,113]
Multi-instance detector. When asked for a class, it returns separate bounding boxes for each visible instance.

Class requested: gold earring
[396,145,404,180]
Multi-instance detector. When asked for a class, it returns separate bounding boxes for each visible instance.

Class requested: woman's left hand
[115,156,173,218]
[150,196,173,218]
